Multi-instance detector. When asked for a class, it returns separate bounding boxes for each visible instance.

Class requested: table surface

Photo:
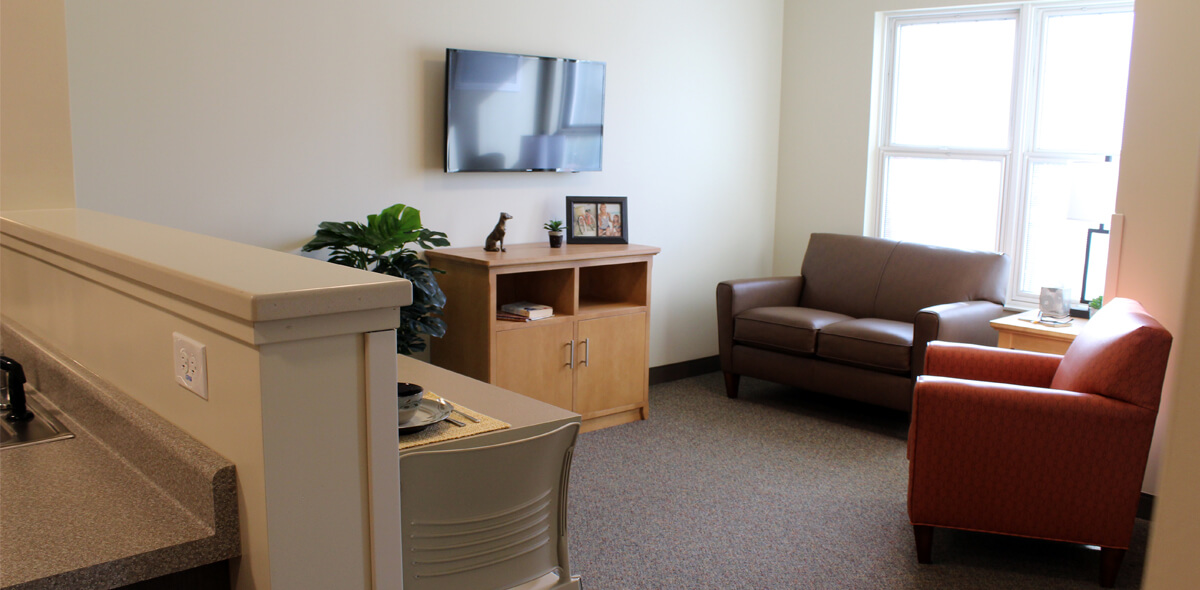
[425,242,660,268]
[991,310,1090,341]
[395,355,580,455]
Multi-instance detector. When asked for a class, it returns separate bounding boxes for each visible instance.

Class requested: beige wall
[1133,0,1200,585]
[60,0,785,367]
[0,0,76,209]
[1109,0,1200,494]
[1144,159,1200,588]
[258,335,372,589]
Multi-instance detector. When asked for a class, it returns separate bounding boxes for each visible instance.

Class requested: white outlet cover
[173,332,208,400]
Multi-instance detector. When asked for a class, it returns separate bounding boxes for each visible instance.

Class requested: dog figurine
[484,212,513,252]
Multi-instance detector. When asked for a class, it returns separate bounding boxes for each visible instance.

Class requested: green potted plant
[544,219,565,248]
[302,203,450,355]
[1089,295,1103,318]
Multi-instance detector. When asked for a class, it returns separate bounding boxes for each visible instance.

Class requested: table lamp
[1065,157,1116,304]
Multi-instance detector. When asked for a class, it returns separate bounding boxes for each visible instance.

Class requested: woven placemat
[398,391,510,451]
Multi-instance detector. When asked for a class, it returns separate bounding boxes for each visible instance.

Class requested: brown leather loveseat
[716,233,1009,411]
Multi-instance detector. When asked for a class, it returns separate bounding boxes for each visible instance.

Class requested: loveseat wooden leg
[1100,547,1124,588]
[913,525,933,564]
[723,372,740,398]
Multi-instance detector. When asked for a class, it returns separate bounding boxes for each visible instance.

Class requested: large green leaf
[305,203,450,355]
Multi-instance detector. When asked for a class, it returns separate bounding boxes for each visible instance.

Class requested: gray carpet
[566,373,1149,589]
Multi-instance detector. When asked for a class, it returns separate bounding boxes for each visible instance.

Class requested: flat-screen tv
[444,48,605,173]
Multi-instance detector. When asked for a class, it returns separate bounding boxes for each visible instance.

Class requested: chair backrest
[799,233,897,318]
[798,233,1009,321]
[873,241,1009,322]
[1051,298,1173,411]
[399,422,581,590]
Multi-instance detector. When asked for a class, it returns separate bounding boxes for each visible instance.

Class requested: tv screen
[444,48,605,173]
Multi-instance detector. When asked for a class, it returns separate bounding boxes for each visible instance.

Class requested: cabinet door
[494,322,575,411]
[574,313,647,417]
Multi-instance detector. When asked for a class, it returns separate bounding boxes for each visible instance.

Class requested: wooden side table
[991,310,1089,355]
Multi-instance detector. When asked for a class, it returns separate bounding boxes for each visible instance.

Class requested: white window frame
[869,0,1133,308]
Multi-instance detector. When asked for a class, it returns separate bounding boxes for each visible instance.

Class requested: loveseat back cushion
[1050,297,1172,411]
[873,242,1009,323]
[798,233,898,319]
[734,307,854,355]
[816,318,914,373]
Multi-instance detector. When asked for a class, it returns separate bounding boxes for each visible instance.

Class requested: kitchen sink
[0,394,74,450]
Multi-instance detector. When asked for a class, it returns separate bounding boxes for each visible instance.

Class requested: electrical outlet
[173,332,208,400]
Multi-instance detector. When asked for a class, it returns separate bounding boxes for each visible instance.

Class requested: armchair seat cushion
[733,307,854,355]
[817,318,914,373]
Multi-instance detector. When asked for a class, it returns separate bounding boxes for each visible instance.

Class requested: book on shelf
[499,301,554,320]
[496,311,554,322]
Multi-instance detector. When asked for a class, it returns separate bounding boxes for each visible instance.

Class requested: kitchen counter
[0,323,239,589]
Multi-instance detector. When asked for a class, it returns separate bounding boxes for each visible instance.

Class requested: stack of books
[497,301,554,322]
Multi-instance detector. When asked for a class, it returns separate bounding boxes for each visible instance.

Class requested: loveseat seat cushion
[734,307,854,355]
[816,318,914,373]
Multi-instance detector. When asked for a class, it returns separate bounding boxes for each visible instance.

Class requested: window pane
[1035,12,1134,153]
[892,18,1016,149]
[1018,160,1119,298]
[881,156,1003,251]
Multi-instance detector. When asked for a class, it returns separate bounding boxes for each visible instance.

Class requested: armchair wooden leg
[913,525,933,564]
[1100,547,1125,588]
[723,372,740,398]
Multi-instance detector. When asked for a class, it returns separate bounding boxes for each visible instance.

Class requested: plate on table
[398,398,453,435]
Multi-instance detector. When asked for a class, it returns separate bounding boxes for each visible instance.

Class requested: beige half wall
[0,209,411,589]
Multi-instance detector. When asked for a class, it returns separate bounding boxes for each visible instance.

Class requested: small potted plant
[1089,295,1103,318]
[544,219,565,248]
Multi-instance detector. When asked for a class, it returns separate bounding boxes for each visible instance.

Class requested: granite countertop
[0,324,239,589]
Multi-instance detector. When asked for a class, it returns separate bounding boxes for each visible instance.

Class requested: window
[871,1,1133,307]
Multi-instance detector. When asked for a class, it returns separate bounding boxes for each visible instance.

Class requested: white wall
[63,0,785,367]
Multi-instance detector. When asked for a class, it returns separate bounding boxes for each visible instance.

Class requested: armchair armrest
[907,376,1156,547]
[912,301,1008,377]
[922,341,1061,388]
[716,276,803,371]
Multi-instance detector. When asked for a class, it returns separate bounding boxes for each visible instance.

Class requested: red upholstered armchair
[907,298,1172,587]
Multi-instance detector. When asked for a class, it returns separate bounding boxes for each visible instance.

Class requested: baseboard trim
[649,356,720,385]
[1139,492,1155,521]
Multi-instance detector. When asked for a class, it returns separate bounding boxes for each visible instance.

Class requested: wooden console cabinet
[426,243,659,432]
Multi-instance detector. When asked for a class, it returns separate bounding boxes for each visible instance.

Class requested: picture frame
[566,196,628,244]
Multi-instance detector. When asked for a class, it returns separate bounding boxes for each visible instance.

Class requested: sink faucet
[0,356,32,422]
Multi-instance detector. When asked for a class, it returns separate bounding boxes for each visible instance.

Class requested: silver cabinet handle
[566,340,575,368]
[582,338,590,367]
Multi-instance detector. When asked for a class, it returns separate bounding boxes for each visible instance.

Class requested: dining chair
[399,422,582,590]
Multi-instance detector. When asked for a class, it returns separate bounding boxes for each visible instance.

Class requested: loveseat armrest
[716,276,804,371]
[907,376,1156,548]
[912,301,1008,378]
[923,341,1061,388]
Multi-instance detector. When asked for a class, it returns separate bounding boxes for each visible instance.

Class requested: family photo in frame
[566,196,628,244]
